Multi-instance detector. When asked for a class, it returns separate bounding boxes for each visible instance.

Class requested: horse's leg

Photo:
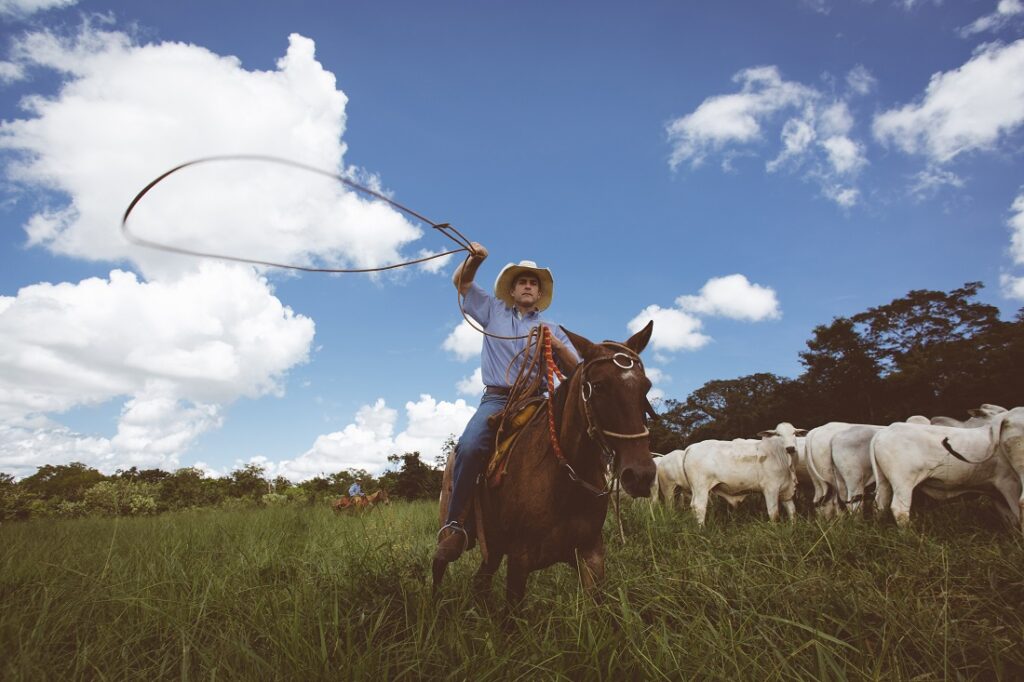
[505,553,530,606]
[473,552,502,597]
[431,557,449,594]
[575,538,606,593]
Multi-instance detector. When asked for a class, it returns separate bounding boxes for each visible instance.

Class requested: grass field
[2,497,1023,680]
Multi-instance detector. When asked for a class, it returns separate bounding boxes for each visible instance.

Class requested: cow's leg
[505,554,530,606]
[874,473,893,520]
[574,538,606,593]
[890,482,914,527]
[690,486,710,527]
[990,477,1023,529]
[781,493,796,521]
[763,487,781,522]
[834,471,851,514]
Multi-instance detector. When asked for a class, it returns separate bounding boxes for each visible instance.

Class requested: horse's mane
[550,362,577,425]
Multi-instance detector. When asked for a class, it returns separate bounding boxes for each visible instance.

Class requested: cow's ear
[795,429,808,437]
[624,320,654,355]
[561,326,597,362]
[967,408,983,417]
[757,430,777,439]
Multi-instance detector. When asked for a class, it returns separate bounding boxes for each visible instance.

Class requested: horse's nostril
[620,466,655,497]
[786,447,796,455]
[621,468,636,488]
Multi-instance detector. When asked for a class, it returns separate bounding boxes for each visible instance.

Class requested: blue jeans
[446,393,507,526]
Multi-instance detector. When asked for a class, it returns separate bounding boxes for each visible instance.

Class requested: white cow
[993,407,1024,535]
[831,417,932,512]
[930,404,1007,428]
[650,449,690,508]
[792,436,810,487]
[684,423,806,527]
[804,422,852,517]
[831,425,882,512]
[871,410,1023,527]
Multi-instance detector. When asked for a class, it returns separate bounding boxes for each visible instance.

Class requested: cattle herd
[651,404,1024,532]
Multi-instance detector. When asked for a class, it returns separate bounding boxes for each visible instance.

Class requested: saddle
[485,395,547,487]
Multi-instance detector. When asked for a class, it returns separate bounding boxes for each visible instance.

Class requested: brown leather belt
[484,386,512,396]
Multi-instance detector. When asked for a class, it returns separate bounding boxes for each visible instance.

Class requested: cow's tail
[805,432,834,508]
[869,434,885,511]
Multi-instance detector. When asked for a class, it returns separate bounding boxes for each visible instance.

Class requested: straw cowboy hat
[494,260,554,311]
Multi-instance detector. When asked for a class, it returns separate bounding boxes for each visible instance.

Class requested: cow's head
[968,404,1008,418]
[757,422,808,458]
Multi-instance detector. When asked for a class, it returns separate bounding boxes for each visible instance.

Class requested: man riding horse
[434,242,579,564]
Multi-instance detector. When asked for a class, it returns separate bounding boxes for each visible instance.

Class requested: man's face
[510,274,541,309]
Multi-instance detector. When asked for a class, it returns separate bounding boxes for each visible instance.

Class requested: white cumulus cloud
[846,65,877,96]
[456,367,484,396]
[1006,189,1024,265]
[667,66,817,170]
[630,274,781,360]
[278,395,474,478]
[442,319,483,361]
[873,39,1024,164]
[1000,273,1024,299]
[0,264,314,476]
[0,0,76,17]
[676,274,781,321]
[959,0,1023,37]
[670,65,867,208]
[0,27,426,280]
[627,305,710,353]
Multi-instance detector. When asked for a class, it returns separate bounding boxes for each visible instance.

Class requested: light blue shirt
[348,482,362,496]
[462,282,578,389]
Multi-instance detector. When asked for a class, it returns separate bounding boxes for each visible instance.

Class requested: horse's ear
[624,320,654,355]
[560,326,597,361]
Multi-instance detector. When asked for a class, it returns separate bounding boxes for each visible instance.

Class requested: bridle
[544,332,654,497]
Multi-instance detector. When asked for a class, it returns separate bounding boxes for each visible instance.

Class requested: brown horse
[331,488,389,512]
[435,322,657,603]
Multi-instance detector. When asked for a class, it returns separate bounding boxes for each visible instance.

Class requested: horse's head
[561,320,657,498]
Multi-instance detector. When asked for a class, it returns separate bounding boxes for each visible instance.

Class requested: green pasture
[1,498,1022,680]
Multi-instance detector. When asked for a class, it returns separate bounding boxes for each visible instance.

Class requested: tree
[229,464,270,500]
[798,317,882,424]
[19,462,106,502]
[846,282,1008,420]
[159,467,221,509]
[116,467,170,484]
[385,452,442,500]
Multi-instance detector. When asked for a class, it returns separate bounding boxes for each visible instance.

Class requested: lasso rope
[121,154,533,340]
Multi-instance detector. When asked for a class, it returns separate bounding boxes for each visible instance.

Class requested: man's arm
[453,242,488,296]
[547,328,580,372]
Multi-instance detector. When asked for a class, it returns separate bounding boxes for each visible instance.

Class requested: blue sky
[1,0,1022,479]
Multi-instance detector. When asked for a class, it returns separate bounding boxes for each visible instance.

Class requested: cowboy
[348,481,363,498]
[434,242,579,563]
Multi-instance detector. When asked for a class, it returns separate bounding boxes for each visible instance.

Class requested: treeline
[0,448,448,522]
[649,282,1024,452]
[5,282,1020,519]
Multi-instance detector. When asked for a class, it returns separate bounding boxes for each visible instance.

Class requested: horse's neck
[556,384,607,486]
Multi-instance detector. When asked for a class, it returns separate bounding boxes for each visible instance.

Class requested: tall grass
[2,499,1022,680]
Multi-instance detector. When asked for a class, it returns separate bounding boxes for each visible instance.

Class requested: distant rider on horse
[434,242,579,563]
[348,481,363,499]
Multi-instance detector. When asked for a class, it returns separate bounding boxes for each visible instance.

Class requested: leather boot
[434,522,469,563]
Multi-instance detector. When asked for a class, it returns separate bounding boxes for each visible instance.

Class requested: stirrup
[437,521,469,551]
